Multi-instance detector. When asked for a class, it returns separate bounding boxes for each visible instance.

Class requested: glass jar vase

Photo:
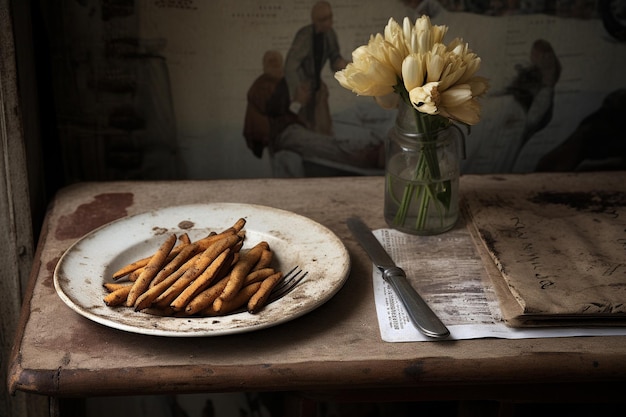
[384,102,464,235]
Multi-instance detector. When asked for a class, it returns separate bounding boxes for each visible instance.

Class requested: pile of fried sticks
[102,218,284,316]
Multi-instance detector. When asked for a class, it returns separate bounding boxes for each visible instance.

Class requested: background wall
[37,0,626,182]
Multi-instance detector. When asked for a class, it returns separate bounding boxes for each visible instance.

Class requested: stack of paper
[461,172,626,327]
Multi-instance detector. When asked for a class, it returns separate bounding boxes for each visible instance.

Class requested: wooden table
[8,174,626,414]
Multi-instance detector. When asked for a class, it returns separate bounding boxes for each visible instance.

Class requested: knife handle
[383,267,450,339]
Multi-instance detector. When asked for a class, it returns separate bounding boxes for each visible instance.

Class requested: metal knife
[347,217,450,339]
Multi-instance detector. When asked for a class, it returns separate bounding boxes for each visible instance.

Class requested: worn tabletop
[8,174,626,401]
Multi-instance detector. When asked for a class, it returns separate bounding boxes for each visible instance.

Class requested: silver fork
[268,266,308,303]
[228,267,308,315]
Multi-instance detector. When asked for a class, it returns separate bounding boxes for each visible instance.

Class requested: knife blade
[347,217,450,339]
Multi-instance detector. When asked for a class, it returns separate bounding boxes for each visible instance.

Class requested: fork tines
[269,266,308,301]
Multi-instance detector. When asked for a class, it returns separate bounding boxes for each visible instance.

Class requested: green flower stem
[391,96,451,231]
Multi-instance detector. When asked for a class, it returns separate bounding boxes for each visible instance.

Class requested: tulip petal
[408,82,440,115]
[440,84,472,108]
[335,14,487,124]
[402,54,424,92]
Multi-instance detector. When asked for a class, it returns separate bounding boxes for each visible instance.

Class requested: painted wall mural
[41,0,625,180]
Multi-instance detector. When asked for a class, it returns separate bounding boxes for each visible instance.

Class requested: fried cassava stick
[133,252,203,311]
[126,234,177,307]
[184,275,231,315]
[218,241,269,302]
[112,233,191,280]
[149,242,201,288]
[152,232,241,308]
[209,282,262,315]
[104,286,132,307]
[247,271,284,313]
[170,248,232,312]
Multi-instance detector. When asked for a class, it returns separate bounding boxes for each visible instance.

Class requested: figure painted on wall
[243,50,386,177]
[505,39,561,162]
[536,88,626,171]
[460,38,561,173]
[532,0,626,171]
[599,0,626,42]
[243,2,393,177]
[243,50,285,158]
[283,1,349,135]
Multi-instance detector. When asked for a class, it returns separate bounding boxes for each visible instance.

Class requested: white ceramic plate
[53,203,350,337]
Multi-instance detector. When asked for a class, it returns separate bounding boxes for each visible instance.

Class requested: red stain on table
[55,193,134,240]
